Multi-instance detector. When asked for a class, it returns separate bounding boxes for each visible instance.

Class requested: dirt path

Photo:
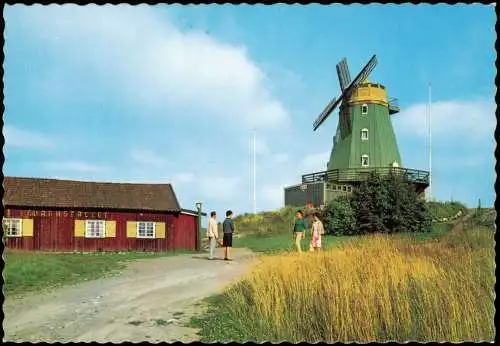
[3,248,257,343]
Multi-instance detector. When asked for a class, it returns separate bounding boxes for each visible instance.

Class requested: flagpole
[428,83,433,202]
[253,128,257,214]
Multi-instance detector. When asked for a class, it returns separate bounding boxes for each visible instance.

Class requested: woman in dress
[311,212,324,252]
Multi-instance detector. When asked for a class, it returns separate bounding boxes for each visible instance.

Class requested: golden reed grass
[223,230,495,342]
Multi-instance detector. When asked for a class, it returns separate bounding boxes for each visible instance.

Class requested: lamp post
[195,202,202,252]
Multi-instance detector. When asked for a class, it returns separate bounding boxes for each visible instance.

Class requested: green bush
[321,172,432,236]
[321,196,356,236]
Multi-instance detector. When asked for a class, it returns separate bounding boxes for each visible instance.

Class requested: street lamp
[195,202,202,252]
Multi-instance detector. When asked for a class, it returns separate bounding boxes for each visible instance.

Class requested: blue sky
[4,4,496,222]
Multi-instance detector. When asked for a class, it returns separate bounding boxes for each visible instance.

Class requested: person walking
[207,211,218,260]
[293,210,307,253]
[222,210,235,261]
[311,212,325,252]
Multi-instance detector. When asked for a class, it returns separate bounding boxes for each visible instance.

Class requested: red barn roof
[3,176,181,213]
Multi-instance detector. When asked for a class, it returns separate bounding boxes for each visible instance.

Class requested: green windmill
[284,55,429,208]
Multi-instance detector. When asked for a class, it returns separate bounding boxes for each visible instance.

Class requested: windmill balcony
[388,97,400,114]
[301,166,429,188]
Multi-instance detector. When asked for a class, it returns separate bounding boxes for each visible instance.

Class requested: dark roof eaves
[4,203,181,214]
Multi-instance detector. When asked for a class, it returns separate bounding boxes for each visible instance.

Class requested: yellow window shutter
[155,222,166,238]
[105,221,116,238]
[127,221,137,238]
[74,220,85,237]
[22,219,34,237]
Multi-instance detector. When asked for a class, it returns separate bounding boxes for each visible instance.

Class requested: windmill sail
[336,58,352,92]
[313,55,378,132]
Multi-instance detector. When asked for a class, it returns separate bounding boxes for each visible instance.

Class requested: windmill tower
[314,55,402,171]
[284,55,429,207]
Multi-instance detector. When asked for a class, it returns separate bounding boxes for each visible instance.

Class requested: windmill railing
[388,97,400,114]
[302,167,429,185]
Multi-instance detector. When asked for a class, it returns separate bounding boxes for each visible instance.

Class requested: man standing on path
[207,211,219,260]
[293,210,307,253]
[222,210,235,261]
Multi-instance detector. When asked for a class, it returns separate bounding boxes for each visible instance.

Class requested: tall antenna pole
[253,128,257,214]
[428,83,433,202]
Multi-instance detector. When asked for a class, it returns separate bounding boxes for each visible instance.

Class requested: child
[293,210,307,253]
[311,212,324,252]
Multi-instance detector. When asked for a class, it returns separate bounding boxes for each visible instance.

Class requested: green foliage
[232,205,306,236]
[466,208,496,231]
[322,196,356,236]
[341,172,432,235]
[426,200,467,221]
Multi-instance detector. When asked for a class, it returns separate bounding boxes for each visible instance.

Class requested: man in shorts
[222,210,234,261]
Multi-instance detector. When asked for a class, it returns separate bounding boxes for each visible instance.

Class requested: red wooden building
[2,177,205,252]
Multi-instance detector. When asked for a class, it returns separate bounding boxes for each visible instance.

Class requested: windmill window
[361,104,368,115]
[361,128,369,140]
[361,155,370,167]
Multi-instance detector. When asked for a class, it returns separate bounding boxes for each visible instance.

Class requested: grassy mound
[465,208,496,230]
[231,206,304,237]
[427,201,468,222]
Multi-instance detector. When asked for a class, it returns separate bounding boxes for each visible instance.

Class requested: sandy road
[3,248,257,343]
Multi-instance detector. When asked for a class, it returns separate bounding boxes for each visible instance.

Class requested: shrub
[321,196,356,236]
[349,172,432,235]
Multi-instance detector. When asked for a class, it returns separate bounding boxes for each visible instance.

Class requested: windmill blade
[313,55,377,132]
[313,95,342,131]
[336,58,351,92]
[343,54,377,97]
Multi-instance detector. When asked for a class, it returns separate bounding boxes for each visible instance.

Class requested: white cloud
[130,149,167,167]
[11,4,289,130]
[273,153,289,164]
[4,125,56,150]
[247,136,270,155]
[199,176,241,201]
[260,185,285,208]
[394,99,495,141]
[300,151,330,173]
[43,160,109,173]
[172,172,195,184]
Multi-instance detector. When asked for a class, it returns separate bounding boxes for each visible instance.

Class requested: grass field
[3,249,193,297]
[234,222,453,253]
[190,213,495,342]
